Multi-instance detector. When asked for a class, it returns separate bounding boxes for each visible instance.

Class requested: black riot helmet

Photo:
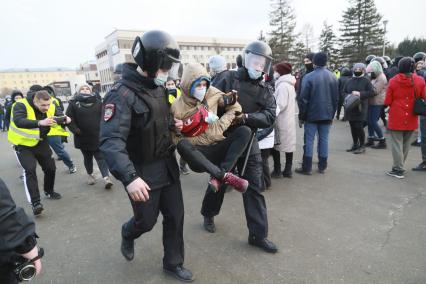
[398,57,415,74]
[382,56,392,66]
[413,52,426,63]
[236,54,243,68]
[365,55,376,65]
[371,57,388,69]
[242,41,273,74]
[131,30,181,78]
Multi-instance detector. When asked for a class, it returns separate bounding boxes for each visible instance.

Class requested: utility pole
[382,20,388,56]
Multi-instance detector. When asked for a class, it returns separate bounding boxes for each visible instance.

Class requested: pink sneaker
[208,176,221,193]
[223,173,248,193]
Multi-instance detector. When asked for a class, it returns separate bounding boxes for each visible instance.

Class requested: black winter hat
[313,52,328,67]
[29,85,43,92]
[398,57,415,74]
[305,52,315,61]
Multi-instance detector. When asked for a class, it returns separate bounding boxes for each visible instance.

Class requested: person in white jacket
[271,62,298,178]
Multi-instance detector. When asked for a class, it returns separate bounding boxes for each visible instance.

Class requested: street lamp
[382,20,388,56]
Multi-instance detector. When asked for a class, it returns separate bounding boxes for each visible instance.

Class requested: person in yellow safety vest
[165,77,181,105]
[165,78,190,175]
[41,85,77,174]
[8,90,72,216]
[334,69,341,79]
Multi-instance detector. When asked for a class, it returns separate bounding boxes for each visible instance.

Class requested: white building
[78,61,100,82]
[95,29,249,93]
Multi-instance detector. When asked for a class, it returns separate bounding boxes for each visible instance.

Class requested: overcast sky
[0,0,424,69]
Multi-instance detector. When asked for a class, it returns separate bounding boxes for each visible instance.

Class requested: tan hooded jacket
[171,63,241,145]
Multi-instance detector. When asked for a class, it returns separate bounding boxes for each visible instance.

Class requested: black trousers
[201,152,269,238]
[122,181,185,269]
[80,149,109,177]
[349,121,365,146]
[14,140,56,204]
[177,126,252,179]
[0,263,18,284]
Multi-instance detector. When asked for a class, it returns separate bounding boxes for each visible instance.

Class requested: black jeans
[349,121,365,146]
[177,126,252,180]
[14,140,56,204]
[123,181,184,269]
[80,149,109,177]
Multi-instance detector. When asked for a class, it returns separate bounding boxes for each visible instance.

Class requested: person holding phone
[171,63,252,200]
[8,90,71,215]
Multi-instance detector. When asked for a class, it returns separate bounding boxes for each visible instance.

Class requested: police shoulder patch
[104,104,115,121]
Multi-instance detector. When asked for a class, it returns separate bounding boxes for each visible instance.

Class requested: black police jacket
[0,178,37,264]
[214,67,276,155]
[100,63,179,188]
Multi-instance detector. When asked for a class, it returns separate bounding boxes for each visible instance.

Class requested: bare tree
[301,23,315,52]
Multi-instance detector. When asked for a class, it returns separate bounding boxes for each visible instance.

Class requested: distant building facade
[95,29,249,93]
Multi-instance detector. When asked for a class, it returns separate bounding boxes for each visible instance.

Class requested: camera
[13,247,44,282]
[53,116,66,124]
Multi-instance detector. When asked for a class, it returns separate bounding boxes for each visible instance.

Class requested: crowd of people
[1,28,426,283]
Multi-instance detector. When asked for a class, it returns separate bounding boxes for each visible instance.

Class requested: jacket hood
[275,74,296,87]
[180,63,210,99]
[366,61,383,75]
[392,73,418,88]
[11,90,24,103]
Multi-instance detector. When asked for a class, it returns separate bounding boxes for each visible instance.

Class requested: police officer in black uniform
[201,41,278,253]
[99,30,194,282]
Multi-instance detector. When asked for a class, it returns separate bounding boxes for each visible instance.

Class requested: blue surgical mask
[248,68,263,80]
[154,72,168,86]
[192,87,207,101]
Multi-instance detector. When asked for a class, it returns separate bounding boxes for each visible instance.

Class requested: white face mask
[192,87,207,101]
[273,72,280,80]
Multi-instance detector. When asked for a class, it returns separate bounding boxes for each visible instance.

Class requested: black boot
[364,138,375,147]
[372,138,387,149]
[120,226,134,261]
[282,163,292,178]
[271,168,282,179]
[248,235,278,253]
[203,216,216,233]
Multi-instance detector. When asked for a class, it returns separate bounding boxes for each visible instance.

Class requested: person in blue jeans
[365,61,388,149]
[296,52,338,175]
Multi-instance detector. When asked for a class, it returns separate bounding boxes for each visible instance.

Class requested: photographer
[0,178,42,283]
[8,90,71,215]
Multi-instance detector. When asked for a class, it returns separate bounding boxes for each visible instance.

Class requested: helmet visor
[244,52,272,74]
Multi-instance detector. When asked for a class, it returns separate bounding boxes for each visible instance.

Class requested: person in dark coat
[336,67,352,120]
[296,52,339,175]
[0,178,42,284]
[344,63,375,154]
[4,91,24,131]
[66,84,113,189]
